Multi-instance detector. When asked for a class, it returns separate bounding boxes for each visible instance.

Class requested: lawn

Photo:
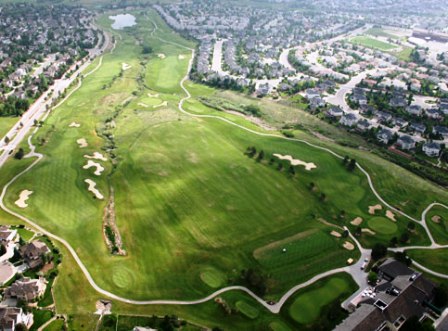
[0,117,16,140]
[368,217,398,235]
[426,205,448,245]
[30,309,53,331]
[43,319,65,331]
[0,8,445,331]
[365,28,399,39]
[285,273,357,326]
[235,300,260,319]
[408,248,448,274]
[350,36,398,51]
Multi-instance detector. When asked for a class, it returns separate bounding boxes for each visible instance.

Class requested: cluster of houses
[337,258,448,331]
[0,3,97,101]
[0,225,53,331]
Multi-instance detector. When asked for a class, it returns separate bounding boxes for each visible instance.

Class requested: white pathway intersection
[0,19,447,314]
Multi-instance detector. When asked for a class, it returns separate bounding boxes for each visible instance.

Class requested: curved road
[0,18,447,314]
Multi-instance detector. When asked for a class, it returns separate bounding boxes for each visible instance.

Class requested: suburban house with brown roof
[0,307,33,331]
[19,240,50,269]
[4,277,47,302]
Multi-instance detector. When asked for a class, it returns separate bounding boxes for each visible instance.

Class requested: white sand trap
[386,210,396,222]
[84,152,107,162]
[85,179,104,200]
[347,258,354,265]
[431,215,441,223]
[351,217,363,226]
[343,241,355,250]
[77,138,88,148]
[138,102,149,108]
[83,160,105,176]
[331,230,342,238]
[157,53,166,59]
[273,154,317,171]
[362,228,376,235]
[178,54,186,60]
[147,93,160,98]
[69,122,80,128]
[122,63,132,71]
[15,190,33,208]
[368,204,382,215]
[153,101,168,109]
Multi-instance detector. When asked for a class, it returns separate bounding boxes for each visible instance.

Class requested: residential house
[422,142,442,157]
[406,104,423,116]
[390,95,407,108]
[4,277,47,302]
[340,113,359,127]
[426,108,443,120]
[0,227,17,245]
[335,259,436,331]
[397,135,416,150]
[410,122,426,135]
[20,240,50,269]
[375,111,393,123]
[357,119,372,132]
[377,129,394,144]
[326,106,343,118]
[393,117,409,129]
[0,307,32,331]
[433,126,448,138]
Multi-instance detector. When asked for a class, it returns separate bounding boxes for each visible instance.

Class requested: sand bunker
[157,53,166,59]
[84,152,107,162]
[331,230,342,238]
[153,101,168,109]
[83,160,105,176]
[362,228,376,235]
[273,153,317,171]
[386,210,396,222]
[347,258,354,265]
[147,93,160,98]
[431,215,441,223]
[368,204,382,215]
[69,122,80,128]
[77,138,88,148]
[138,102,149,108]
[343,241,355,250]
[15,190,33,208]
[122,63,132,71]
[351,217,363,226]
[85,179,104,200]
[178,54,186,60]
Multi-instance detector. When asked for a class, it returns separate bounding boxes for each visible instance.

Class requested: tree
[433,284,448,308]
[347,158,357,171]
[371,243,387,261]
[393,251,412,266]
[14,148,25,160]
[309,182,316,191]
[368,271,378,284]
[142,44,153,54]
[343,155,349,165]
[407,222,416,232]
[256,150,265,162]
[399,232,410,243]
[288,165,295,176]
[319,192,326,202]
[0,245,6,257]
[389,236,398,247]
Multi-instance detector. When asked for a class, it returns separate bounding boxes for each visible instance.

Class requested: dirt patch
[178,54,186,60]
[83,160,105,176]
[40,262,54,274]
[15,190,33,208]
[431,215,441,223]
[351,217,363,226]
[153,101,168,108]
[368,204,382,215]
[138,102,149,108]
[311,131,335,142]
[69,122,80,128]
[331,230,342,238]
[343,241,355,250]
[157,53,166,59]
[224,110,275,131]
[273,153,317,171]
[385,210,397,222]
[103,187,126,256]
[84,152,107,162]
[77,138,88,148]
[253,229,317,259]
[85,179,104,200]
[362,228,376,235]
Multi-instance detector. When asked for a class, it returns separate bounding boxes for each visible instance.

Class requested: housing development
[0,0,447,330]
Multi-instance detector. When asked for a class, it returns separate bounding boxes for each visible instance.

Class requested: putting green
[235,300,259,319]
[112,267,134,289]
[200,267,226,288]
[368,217,398,235]
[288,275,353,325]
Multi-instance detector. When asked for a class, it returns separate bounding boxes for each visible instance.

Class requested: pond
[109,14,137,30]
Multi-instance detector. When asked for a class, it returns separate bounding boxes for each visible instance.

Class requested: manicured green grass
[30,309,53,331]
[365,28,398,39]
[350,36,397,51]
[236,300,260,319]
[43,319,65,331]
[200,267,226,288]
[286,273,357,325]
[392,46,413,61]
[14,226,35,241]
[426,206,448,245]
[270,321,293,331]
[0,117,16,140]
[38,278,55,307]
[408,249,448,274]
[368,217,398,235]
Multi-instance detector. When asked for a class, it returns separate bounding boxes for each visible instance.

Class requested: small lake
[109,14,137,30]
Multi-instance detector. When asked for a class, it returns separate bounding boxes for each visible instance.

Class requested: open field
[350,36,398,51]
[426,206,448,245]
[408,249,448,274]
[0,7,446,331]
[365,28,399,39]
[0,117,16,140]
